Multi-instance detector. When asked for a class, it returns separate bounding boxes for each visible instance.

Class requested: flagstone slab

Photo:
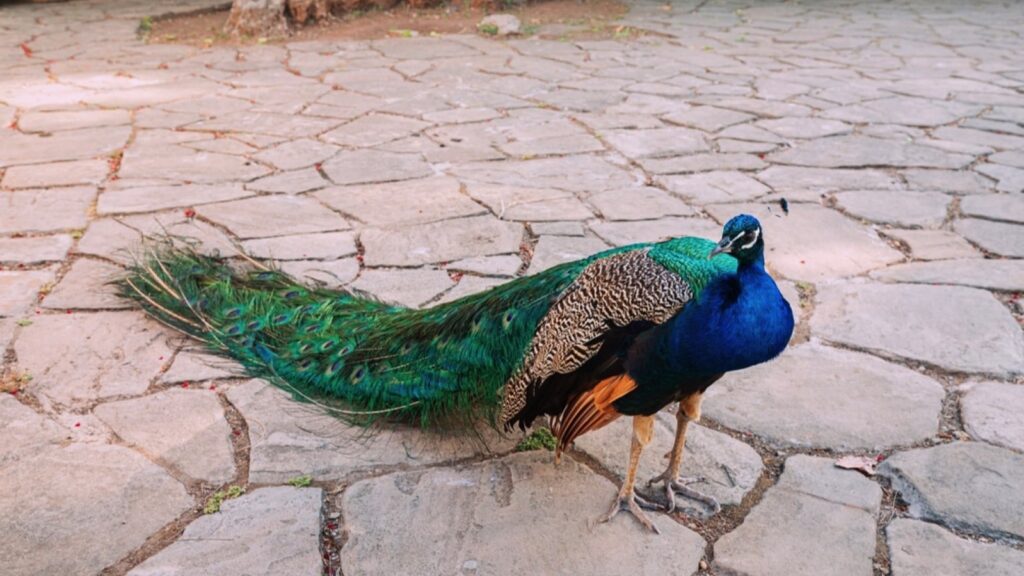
[887,519,1024,576]
[527,235,609,274]
[0,125,130,168]
[880,229,980,261]
[0,186,95,234]
[240,231,357,261]
[349,268,454,307]
[340,452,706,576]
[961,382,1024,453]
[871,259,1024,292]
[955,218,1024,257]
[590,217,721,247]
[771,135,973,169]
[42,258,127,310]
[812,283,1024,376]
[316,177,484,226]
[960,194,1024,224]
[660,171,770,204]
[321,149,433,185]
[0,268,54,317]
[1,158,108,188]
[835,190,951,227]
[588,187,696,220]
[451,155,635,193]
[98,183,252,214]
[361,215,522,267]
[0,235,73,264]
[198,195,349,239]
[602,127,710,159]
[0,395,64,466]
[466,183,594,222]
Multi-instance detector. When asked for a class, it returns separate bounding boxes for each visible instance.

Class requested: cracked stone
[448,255,522,277]
[42,258,127,310]
[955,218,1024,257]
[252,138,339,171]
[527,235,608,274]
[0,268,54,317]
[660,171,770,204]
[436,276,505,304]
[129,487,322,576]
[1,159,108,188]
[758,166,901,193]
[705,344,943,450]
[349,268,454,307]
[119,146,271,184]
[0,444,191,576]
[323,113,431,148]
[0,187,95,234]
[770,135,973,169]
[246,167,327,194]
[0,235,72,264]
[880,229,980,261]
[0,395,63,467]
[871,259,1024,292]
[714,453,877,576]
[161,350,240,384]
[880,442,1024,540]
[94,388,235,483]
[466,183,593,222]
[0,125,130,168]
[835,190,951,227]
[902,169,994,194]
[960,194,1024,224]
[756,117,853,139]
[316,177,484,226]
[76,213,236,264]
[705,203,902,282]
[452,155,634,193]
[341,451,706,575]
[97,183,252,214]
[199,195,349,239]
[662,106,754,132]
[976,164,1024,193]
[588,187,695,220]
[961,381,1024,453]
[18,108,130,132]
[576,417,762,508]
[591,217,721,247]
[812,283,1024,377]
[241,231,357,261]
[602,127,710,159]
[887,519,1024,576]
[278,259,361,288]
[361,215,522,267]
[16,311,173,406]
[226,379,512,483]
[640,153,767,174]
[321,150,432,186]
[822,96,983,127]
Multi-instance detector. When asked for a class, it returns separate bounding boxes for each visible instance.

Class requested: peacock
[118,214,794,533]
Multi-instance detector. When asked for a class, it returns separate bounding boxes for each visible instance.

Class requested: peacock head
[710,214,764,264]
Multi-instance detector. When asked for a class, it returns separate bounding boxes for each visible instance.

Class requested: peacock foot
[598,489,661,534]
[647,474,720,515]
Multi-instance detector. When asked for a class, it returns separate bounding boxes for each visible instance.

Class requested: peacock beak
[709,237,734,259]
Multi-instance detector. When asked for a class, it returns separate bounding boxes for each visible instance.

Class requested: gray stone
[588,187,695,220]
[663,106,754,132]
[0,444,192,576]
[770,135,973,169]
[190,110,337,139]
[94,388,236,483]
[98,183,252,214]
[880,442,1024,540]
[836,190,951,227]
[323,113,430,148]
[714,454,877,576]
[349,268,453,307]
[341,452,706,575]
[246,167,327,194]
[976,164,1024,194]
[422,107,501,125]
[0,268,53,317]
[933,126,1024,151]
[902,169,994,194]
[887,519,1024,576]
[881,229,981,261]
[758,166,901,192]
[1,159,108,188]
[871,259,1024,292]
[16,311,174,406]
[18,109,131,132]
[955,218,1024,257]
[576,417,762,508]
[989,150,1024,169]
[756,117,853,139]
[278,258,361,287]
[253,138,339,171]
[531,221,586,236]
[452,155,634,193]
[705,344,943,450]
[361,216,522,267]
[436,276,505,304]
[0,395,63,466]
[42,258,127,310]
[591,217,721,247]
[119,146,271,184]
[961,194,1024,224]
[76,213,236,264]
[226,379,513,483]
[466,183,593,222]
[660,170,770,204]
[0,235,72,264]
[434,246,520,274]
[241,231,357,261]
[130,487,322,576]
[527,235,608,274]
[962,381,1024,453]
[0,187,95,234]
[479,14,520,36]
[641,153,767,174]
[602,127,709,159]
[322,150,432,185]
[161,350,240,384]
[822,97,982,127]
[316,177,485,226]
[705,203,903,282]
[199,195,349,239]
[0,125,130,168]
[812,283,1023,377]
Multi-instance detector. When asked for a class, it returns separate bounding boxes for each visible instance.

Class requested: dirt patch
[146,0,636,46]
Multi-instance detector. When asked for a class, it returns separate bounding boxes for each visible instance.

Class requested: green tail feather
[118,243,621,428]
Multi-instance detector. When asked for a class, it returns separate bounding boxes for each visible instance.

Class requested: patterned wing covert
[498,249,693,427]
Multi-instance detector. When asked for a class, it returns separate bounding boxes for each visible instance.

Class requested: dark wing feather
[499,249,692,429]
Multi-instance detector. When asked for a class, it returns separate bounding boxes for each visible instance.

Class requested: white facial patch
[739,227,761,250]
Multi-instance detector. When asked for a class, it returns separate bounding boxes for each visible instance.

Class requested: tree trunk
[287,0,330,25]
[224,0,288,38]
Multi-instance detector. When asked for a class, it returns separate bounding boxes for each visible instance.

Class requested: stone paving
[1,0,1023,575]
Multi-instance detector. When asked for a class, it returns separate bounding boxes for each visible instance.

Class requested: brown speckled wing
[498,249,693,428]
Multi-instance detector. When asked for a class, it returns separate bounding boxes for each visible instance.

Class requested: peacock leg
[647,394,720,515]
[599,415,661,534]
